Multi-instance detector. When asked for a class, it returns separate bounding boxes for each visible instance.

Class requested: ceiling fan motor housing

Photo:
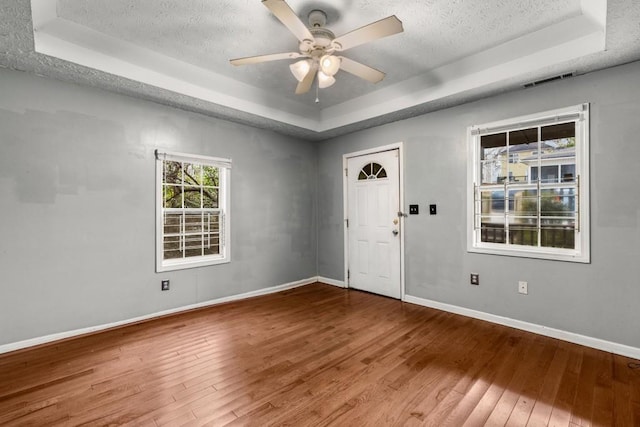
[308,10,327,28]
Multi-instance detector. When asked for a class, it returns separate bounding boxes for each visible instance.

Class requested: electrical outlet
[518,281,528,295]
[161,280,170,291]
[470,273,479,286]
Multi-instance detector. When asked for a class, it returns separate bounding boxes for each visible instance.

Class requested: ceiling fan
[230,0,404,95]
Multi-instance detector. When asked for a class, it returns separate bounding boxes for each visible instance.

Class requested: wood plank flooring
[1,283,639,426]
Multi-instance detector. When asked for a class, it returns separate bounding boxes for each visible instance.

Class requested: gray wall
[0,68,317,346]
[318,60,640,349]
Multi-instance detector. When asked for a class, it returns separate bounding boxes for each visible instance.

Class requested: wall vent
[524,72,574,88]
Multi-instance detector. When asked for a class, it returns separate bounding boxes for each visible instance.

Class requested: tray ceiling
[1,0,639,140]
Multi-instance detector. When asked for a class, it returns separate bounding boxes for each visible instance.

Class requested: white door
[347,149,401,299]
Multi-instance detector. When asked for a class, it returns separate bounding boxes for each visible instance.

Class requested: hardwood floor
[1,283,639,426]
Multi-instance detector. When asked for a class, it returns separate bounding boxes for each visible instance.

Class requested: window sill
[157,255,230,272]
[468,244,590,263]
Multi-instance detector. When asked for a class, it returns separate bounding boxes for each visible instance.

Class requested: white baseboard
[317,276,346,288]
[0,277,317,355]
[403,294,640,360]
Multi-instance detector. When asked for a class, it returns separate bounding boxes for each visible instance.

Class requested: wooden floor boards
[0,283,639,426]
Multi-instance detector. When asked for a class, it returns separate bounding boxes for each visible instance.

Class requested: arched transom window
[358,162,387,180]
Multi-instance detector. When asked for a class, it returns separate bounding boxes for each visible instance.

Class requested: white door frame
[342,142,405,300]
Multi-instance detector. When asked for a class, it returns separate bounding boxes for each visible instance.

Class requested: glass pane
[202,188,219,208]
[372,163,381,176]
[358,171,367,180]
[164,161,182,185]
[480,133,507,184]
[184,213,202,233]
[203,244,220,256]
[362,163,372,177]
[509,189,538,217]
[481,190,507,215]
[530,166,538,183]
[183,163,201,186]
[541,219,575,249]
[561,164,575,182]
[540,165,559,183]
[204,227,220,255]
[480,217,505,243]
[378,169,387,178]
[183,186,201,208]
[163,185,182,208]
[540,122,576,183]
[163,235,183,260]
[202,165,219,187]
[508,128,537,183]
[163,213,182,235]
[540,188,576,217]
[508,217,538,247]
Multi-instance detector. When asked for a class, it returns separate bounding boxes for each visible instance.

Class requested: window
[358,162,387,180]
[468,104,590,262]
[155,150,231,272]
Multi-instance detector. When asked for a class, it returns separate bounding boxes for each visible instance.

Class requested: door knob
[392,229,399,236]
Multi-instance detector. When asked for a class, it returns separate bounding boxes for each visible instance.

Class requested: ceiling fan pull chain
[315,81,320,104]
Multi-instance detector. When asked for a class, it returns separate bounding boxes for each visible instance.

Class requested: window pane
[541,122,576,184]
[509,189,537,217]
[481,191,506,215]
[540,188,576,217]
[541,219,575,249]
[561,164,575,182]
[202,165,219,187]
[183,163,201,186]
[202,188,219,208]
[164,161,182,185]
[163,235,183,260]
[480,133,506,184]
[163,212,182,235]
[184,213,202,233]
[508,128,537,183]
[163,185,182,208]
[481,217,505,243]
[203,214,220,255]
[540,165,559,183]
[530,166,538,183]
[183,186,201,208]
[508,218,538,247]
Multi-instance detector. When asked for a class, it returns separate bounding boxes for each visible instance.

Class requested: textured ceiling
[54,0,582,107]
[1,0,640,140]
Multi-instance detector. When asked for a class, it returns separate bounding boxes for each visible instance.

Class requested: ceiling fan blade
[338,57,386,83]
[295,64,317,94]
[262,0,314,43]
[230,52,305,66]
[332,16,404,51]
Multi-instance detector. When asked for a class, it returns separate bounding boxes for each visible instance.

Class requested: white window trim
[155,150,232,272]
[467,104,590,263]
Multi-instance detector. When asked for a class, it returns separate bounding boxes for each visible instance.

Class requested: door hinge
[347,270,350,279]
[346,218,349,228]
[345,167,348,177]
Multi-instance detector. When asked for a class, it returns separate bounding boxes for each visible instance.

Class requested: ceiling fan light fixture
[320,55,341,76]
[318,71,336,89]
[290,59,311,82]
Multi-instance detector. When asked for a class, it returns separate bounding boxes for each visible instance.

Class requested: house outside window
[467,104,590,263]
[155,150,231,272]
